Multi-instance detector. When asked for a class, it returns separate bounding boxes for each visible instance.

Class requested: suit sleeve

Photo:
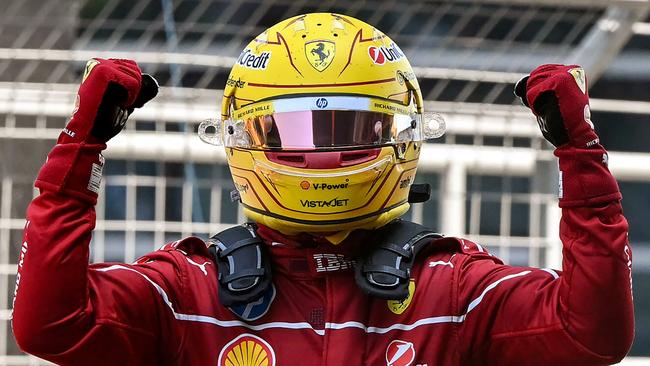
[457,146,634,366]
[11,144,182,365]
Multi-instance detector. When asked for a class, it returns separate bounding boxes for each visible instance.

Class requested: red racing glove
[35,58,158,204]
[515,64,621,207]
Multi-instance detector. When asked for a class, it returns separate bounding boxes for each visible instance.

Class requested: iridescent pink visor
[224,110,421,150]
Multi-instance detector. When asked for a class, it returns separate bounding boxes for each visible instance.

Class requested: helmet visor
[225,110,421,150]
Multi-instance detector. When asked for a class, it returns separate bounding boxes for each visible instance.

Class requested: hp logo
[315,98,328,109]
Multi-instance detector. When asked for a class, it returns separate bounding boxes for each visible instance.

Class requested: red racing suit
[11,140,634,365]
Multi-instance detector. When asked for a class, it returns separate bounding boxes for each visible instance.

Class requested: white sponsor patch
[88,161,103,194]
[273,95,369,113]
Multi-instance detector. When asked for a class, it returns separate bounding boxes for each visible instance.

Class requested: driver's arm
[457,65,634,365]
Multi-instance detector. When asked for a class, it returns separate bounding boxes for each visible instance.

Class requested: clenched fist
[36,59,157,204]
[514,64,621,207]
[515,64,598,149]
[59,58,158,144]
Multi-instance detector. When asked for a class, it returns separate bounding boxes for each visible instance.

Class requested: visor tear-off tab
[208,223,272,307]
[408,183,431,203]
[355,219,443,300]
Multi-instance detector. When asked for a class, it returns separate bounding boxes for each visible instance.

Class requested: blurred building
[1,0,649,363]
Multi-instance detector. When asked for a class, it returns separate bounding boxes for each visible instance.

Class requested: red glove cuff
[35,143,107,205]
[555,145,621,207]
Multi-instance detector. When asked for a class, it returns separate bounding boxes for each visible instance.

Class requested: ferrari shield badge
[387,280,415,315]
[82,59,100,83]
[305,40,335,72]
[568,67,587,94]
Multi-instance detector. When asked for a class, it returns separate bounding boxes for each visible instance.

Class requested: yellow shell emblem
[218,334,276,366]
[387,280,415,315]
[305,40,335,72]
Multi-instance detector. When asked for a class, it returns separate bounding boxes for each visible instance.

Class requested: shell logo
[218,334,276,366]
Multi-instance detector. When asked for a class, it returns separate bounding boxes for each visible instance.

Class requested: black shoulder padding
[208,224,272,307]
[355,219,443,300]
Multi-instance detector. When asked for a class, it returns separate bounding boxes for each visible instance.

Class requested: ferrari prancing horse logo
[305,40,335,72]
[387,280,415,315]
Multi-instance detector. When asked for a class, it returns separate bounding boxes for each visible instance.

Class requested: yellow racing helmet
[199,13,444,243]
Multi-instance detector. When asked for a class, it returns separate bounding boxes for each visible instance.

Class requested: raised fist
[514,64,599,148]
[59,58,158,144]
[36,59,158,204]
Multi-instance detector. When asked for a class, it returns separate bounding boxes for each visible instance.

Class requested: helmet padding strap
[208,224,272,307]
[355,220,443,300]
